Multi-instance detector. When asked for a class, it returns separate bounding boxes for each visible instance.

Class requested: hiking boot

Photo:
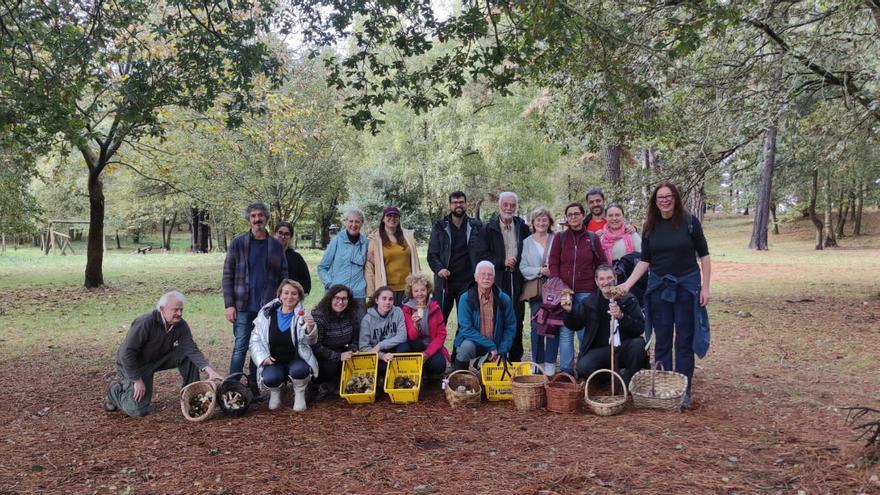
[103,382,120,412]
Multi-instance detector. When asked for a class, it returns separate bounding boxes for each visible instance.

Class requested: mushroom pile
[188,391,214,417]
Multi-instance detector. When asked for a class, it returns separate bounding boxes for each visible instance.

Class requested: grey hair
[474,260,496,276]
[498,191,519,205]
[342,208,365,223]
[157,291,185,311]
[244,202,270,221]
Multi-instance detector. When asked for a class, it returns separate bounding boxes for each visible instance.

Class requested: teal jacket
[453,285,516,355]
[318,233,368,298]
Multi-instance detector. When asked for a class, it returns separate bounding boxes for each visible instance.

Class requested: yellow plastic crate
[480,361,531,401]
[383,352,424,404]
[340,352,379,404]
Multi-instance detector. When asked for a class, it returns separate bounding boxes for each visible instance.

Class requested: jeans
[262,358,311,388]
[229,311,258,391]
[650,284,695,394]
[455,339,494,363]
[528,300,559,366]
[558,292,591,375]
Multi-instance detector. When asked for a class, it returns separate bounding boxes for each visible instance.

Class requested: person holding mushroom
[250,280,318,412]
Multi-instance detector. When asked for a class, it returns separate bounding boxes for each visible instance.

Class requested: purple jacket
[222,232,288,311]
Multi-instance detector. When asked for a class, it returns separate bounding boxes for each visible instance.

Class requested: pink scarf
[600,224,633,262]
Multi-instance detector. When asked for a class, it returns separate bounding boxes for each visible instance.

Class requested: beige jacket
[365,228,421,297]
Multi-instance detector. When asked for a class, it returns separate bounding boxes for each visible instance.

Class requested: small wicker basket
[584,369,628,417]
[628,363,688,411]
[511,362,548,411]
[180,380,219,422]
[443,370,482,408]
[544,372,583,414]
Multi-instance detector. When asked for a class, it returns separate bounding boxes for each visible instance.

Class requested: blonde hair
[529,207,555,234]
[276,279,305,300]
[404,271,434,298]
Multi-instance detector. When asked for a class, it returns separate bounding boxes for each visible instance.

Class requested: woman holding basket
[618,182,711,408]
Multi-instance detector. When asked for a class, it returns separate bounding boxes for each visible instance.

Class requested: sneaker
[103,382,119,412]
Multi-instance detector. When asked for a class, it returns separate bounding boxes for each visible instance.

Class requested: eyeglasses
[333,296,349,302]
[566,212,583,218]
[656,195,674,202]
[276,231,292,237]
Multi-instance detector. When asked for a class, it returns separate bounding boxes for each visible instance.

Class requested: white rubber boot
[543,363,556,377]
[291,377,310,412]
[267,386,283,411]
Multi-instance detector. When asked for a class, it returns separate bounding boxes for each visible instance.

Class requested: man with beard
[585,188,636,234]
[223,202,288,398]
[427,191,483,323]
[475,192,530,362]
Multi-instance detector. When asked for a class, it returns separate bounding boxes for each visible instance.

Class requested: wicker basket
[628,363,688,411]
[216,372,253,417]
[443,370,482,408]
[511,362,548,411]
[545,372,583,414]
[180,380,219,422]
[584,369,627,417]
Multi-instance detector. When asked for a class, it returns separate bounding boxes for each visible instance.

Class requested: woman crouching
[250,279,318,412]
[401,272,450,379]
[359,286,408,375]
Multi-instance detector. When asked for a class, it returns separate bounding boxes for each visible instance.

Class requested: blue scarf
[276,307,295,333]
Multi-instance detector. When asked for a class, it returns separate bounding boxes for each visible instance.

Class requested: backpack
[532,277,571,338]
[613,251,646,305]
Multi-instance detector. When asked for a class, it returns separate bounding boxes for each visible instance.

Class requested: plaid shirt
[222,232,288,311]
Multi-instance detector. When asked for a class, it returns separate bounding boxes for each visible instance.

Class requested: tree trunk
[161,218,167,249]
[163,212,178,250]
[853,182,864,236]
[848,189,857,222]
[687,185,705,223]
[749,126,776,250]
[84,167,105,287]
[198,210,210,253]
[190,207,201,252]
[834,188,848,239]
[115,230,121,250]
[808,169,823,250]
[1,233,5,254]
[771,204,779,235]
[822,171,837,247]
[604,144,622,187]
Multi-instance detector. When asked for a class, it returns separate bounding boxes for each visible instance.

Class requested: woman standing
[401,272,450,378]
[547,202,608,376]
[250,280,318,412]
[619,183,711,407]
[599,204,644,303]
[365,206,421,304]
[274,221,312,295]
[310,284,360,399]
[519,207,557,375]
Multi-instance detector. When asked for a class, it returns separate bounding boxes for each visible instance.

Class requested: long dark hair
[643,182,687,236]
[367,286,394,310]
[378,212,405,247]
[314,284,357,321]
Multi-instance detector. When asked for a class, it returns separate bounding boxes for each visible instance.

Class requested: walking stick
[609,299,620,397]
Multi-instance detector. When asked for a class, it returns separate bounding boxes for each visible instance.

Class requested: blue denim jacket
[643,269,710,358]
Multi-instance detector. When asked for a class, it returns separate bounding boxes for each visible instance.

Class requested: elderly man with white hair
[474,192,531,361]
[451,261,517,370]
[104,291,224,417]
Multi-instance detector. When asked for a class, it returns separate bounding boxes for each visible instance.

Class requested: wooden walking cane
[610,306,617,397]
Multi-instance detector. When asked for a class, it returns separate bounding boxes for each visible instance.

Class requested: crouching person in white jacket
[250,280,318,412]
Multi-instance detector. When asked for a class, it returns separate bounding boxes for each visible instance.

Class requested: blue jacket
[643,269,710,358]
[453,285,516,355]
[317,232,368,298]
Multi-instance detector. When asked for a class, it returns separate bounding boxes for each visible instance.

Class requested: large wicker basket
[628,363,688,411]
[443,370,482,408]
[180,380,219,422]
[544,372,582,414]
[584,369,628,416]
[511,362,548,411]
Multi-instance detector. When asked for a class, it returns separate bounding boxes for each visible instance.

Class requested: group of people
[103,182,711,417]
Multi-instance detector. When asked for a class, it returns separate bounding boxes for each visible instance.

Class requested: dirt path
[0,260,878,494]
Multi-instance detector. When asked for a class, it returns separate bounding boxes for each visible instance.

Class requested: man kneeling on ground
[452,261,516,370]
[561,264,647,385]
[104,291,224,417]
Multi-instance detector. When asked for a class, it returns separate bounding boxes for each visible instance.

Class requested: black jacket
[284,247,312,295]
[426,214,482,298]
[476,214,531,298]
[563,293,644,355]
